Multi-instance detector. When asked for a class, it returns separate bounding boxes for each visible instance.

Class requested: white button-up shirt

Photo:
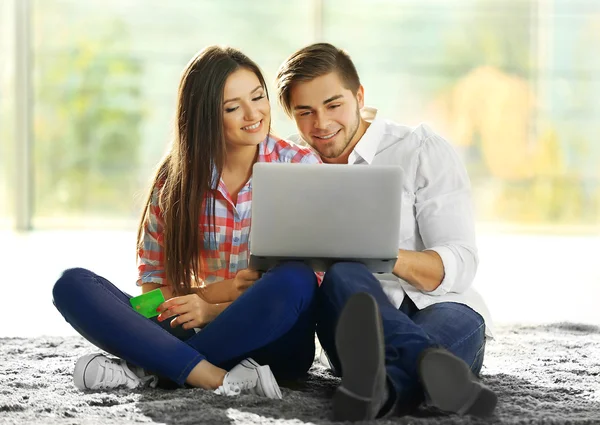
[292,107,494,337]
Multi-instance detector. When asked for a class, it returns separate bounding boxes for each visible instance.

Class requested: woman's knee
[259,261,317,306]
[52,267,95,307]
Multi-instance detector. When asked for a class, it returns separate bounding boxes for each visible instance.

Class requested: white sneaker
[73,353,158,390]
[214,358,282,399]
[319,347,340,376]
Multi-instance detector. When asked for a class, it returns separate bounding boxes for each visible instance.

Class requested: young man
[275,43,497,421]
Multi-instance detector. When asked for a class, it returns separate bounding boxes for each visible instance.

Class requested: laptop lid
[249,163,402,271]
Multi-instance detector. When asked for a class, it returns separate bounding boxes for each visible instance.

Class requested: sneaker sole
[73,353,104,390]
[419,348,497,417]
[333,292,385,421]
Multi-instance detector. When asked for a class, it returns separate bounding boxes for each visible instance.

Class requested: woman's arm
[140,282,230,326]
[195,269,261,304]
[194,279,237,304]
[142,282,173,298]
[137,185,169,289]
[189,297,231,322]
[158,270,260,327]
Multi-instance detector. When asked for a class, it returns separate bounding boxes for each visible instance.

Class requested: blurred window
[1,0,597,231]
[323,0,600,229]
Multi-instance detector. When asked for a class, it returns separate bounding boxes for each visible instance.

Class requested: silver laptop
[248,163,402,273]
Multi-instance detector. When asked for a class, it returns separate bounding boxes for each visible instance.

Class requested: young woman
[52,46,321,398]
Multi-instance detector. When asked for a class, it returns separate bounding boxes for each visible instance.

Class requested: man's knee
[430,303,484,331]
[328,261,367,277]
[421,303,486,354]
[320,261,371,293]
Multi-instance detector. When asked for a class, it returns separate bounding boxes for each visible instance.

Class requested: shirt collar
[348,106,384,165]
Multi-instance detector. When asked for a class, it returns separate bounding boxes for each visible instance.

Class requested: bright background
[1,0,599,337]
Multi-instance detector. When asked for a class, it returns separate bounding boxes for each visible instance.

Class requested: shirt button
[233,237,240,243]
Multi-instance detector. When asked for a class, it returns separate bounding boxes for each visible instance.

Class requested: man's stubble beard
[319,106,361,159]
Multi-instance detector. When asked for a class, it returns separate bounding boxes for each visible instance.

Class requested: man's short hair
[276,43,361,116]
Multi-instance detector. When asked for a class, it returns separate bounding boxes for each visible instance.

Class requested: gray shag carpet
[1,323,599,425]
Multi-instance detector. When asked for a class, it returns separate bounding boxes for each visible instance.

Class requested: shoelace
[94,360,140,390]
[214,378,255,396]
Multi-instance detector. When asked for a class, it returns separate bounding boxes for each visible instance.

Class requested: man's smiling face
[289,72,364,163]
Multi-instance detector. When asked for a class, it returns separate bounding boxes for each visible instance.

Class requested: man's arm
[393,249,444,292]
[394,133,479,295]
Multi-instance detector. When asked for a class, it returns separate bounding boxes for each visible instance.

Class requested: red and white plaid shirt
[137,135,321,287]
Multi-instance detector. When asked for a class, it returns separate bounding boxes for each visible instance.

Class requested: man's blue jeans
[52,262,318,387]
[316,262,486,411]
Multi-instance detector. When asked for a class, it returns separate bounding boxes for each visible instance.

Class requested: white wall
[1,230,598,338]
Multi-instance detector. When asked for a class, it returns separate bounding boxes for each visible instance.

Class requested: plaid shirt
[137,135,321,287]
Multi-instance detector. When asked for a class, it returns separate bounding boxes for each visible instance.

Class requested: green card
[130,288,165,319]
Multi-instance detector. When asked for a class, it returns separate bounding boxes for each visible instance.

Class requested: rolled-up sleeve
[414,134,479,295]
[136,185,168,287]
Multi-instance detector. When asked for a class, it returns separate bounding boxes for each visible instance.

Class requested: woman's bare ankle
[185,359,226,389]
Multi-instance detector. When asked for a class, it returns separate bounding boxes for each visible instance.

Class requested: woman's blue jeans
[52,262,318,387]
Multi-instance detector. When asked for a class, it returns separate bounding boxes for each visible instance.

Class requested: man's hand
[157,294,217,330]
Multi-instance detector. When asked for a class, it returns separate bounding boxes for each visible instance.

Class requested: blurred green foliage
[34,19,143,217]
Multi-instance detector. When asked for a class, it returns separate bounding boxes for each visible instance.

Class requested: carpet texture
[1,323,599,425]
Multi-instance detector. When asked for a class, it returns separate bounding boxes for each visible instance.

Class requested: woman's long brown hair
[136,46,269,296]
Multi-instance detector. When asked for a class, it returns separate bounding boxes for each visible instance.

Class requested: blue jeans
[52,262,318,387]
[316,262,486,411]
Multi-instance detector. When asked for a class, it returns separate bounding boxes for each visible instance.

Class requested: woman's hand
[232,269,261,299]
[157,294,217,330]
[196,269,262,304]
